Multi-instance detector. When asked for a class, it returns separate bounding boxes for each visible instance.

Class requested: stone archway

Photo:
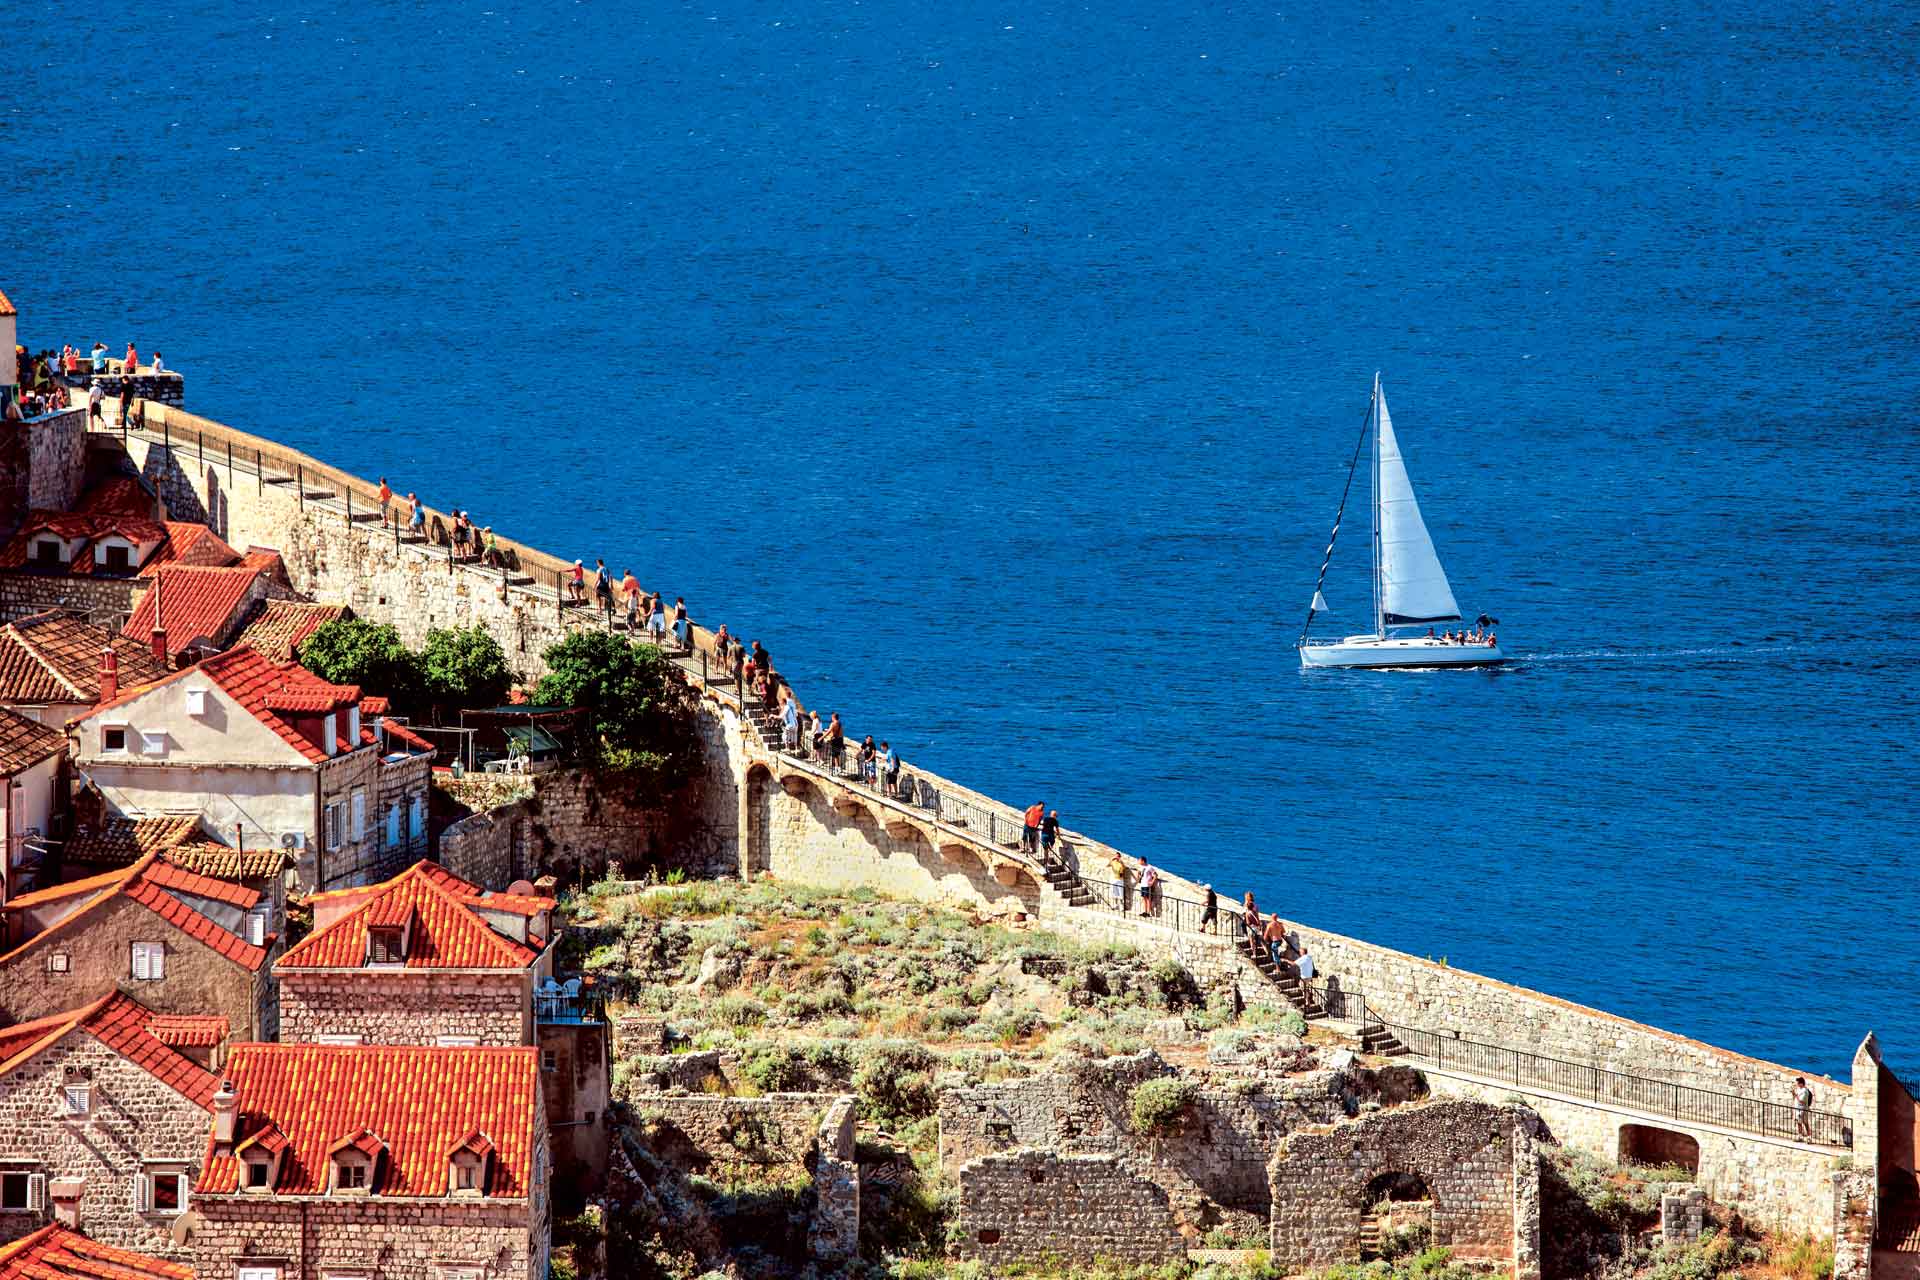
[742,763,775,878]
[1618,1123,1700,1175]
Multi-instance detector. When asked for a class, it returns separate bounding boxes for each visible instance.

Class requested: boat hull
[1299,636,1505,670]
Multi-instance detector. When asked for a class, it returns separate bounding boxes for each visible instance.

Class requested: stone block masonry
[954,1149,1185,1267]
[277,969,529,1046]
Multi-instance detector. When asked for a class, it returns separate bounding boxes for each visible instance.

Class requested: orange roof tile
[232,600,347,664]
[279,862,540,971]
[120,565,265,660]
[0,510,175,578]
[0,992,219,1109]
[197,1043,539,1198]
[0,1225,193,1280]
[0,610,170,707]
[76,478,156,519]
[0,706,64,776]
[160,843,291,882]
[140,522,240,574]
[61,814,200,870]
[0,852,270,974]
[145,857,262,910]
[145,1014,229,1048]
[382,717,434,753]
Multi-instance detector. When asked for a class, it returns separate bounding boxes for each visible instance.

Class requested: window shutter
[27,1174,44,1212]
[152,947,165,980]
[133,1172,150,1213]
[352,791,365,839]
[131,945,148,981]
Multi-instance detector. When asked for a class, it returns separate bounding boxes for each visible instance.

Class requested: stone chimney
[211,1078,239,1148]
[97,647,118,704]
[149,575,168,666]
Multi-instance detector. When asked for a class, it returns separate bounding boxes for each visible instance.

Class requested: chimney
[149,574,168,666]
[211,1079,239,1147]
[98,647,118,704]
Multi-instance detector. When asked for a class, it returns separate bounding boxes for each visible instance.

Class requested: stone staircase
[1040,857,1099,908]
[1360,1024,1410,1057]
[1249,947,1327,1022]
[1357,1207,1384,1260]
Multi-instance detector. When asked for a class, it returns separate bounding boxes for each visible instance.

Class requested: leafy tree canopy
[296,618,420,707]
[534,630,698,798]
[419,626,515,714]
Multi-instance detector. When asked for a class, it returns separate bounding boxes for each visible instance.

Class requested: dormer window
[448,1131,494,1197]
[233,1120,288,1193]
[99,541,132,573]
[326,1130,386,1196]
[30,537,65,567]
[243,1154,272,1189]
[366,926,406,966]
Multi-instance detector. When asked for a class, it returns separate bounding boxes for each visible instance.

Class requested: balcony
[534,978,605,1025]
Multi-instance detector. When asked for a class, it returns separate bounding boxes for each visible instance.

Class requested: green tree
[296,618,422,708]
[418,626,514,716]
[534,630,697,797]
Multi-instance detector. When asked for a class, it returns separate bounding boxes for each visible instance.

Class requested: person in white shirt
[151,352,166,374]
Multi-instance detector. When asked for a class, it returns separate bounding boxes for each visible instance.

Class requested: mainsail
[1375,390,1462,627]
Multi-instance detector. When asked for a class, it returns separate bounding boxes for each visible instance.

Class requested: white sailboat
[1298,375,1504,670]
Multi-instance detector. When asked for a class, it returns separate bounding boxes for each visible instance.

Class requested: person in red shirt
[1023,801,1044,854]
[377,477,393,527]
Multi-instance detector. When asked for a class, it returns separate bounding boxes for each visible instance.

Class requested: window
[60,1084,90,1118]
[337,1162,366,1191]
[316,1033,365,1046]
[351,788,366,840]
[139,730,166,756]
[100,543,131,573]
[236,1267,281,1280]
[435,1268,482,1280]
[455,1161,477,1191]
[45,953,69,974]
[325,802,345,851]
[366,927,405,965]
[130,942,165,981]
[540,1049,558,1073]
[243,1158,272,1189]
[185,687,208,715]
[0,1170,40,1211]
[136,1165,187,1215]
[436,1035,479,1047]
[385,804,401,849]
[30,539,64,567]
[246,905,270,947]
[102,726,128,753]
[409,795,425,840]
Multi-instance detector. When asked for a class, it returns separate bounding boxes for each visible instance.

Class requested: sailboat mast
[1371,373,1384,639]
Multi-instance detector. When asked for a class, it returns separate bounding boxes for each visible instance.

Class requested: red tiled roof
[197,1043,539,1198]
[0,611,170,707]
[61,814,200,870]
[231,600,347,664]
[279,862,540,971]
[0,705,64,776]
[144,857,262,910]
[0,992,219,1109]
[140,523,240,575]
[0,289,14,318]
[0,511,175,578]
[0,852,270,974]
[120,565,266,660]
[0,1225,193,1280]
[76,478,156,519]
[382,717,434,753]
[146,1014,229,1048]
[160,843,290,882]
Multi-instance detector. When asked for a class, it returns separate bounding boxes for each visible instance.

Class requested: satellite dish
[506,879,536,897]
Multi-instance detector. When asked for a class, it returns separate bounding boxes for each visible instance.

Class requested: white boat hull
[1299,635,1505,670]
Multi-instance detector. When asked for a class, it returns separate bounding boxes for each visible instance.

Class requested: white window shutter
[352,792,365,839]
[153,947,165,980]
[131,945,147,981]
[27,1174,44,1211]
[133,1172,150,1213]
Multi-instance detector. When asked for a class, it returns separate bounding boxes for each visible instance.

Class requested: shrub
[855,1041,940,1129]
[534,629,698,794]
[711,995,767,1029]
[1148,957,1202,1010]
[1129,1077,1198,1137]
[739,1044,812,1093]
[1772,1233,1835,1280]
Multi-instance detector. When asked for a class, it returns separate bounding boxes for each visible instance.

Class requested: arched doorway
[1618,1124,1700,1174]
[1362,1172,1435,1260]
[742,764,774,878]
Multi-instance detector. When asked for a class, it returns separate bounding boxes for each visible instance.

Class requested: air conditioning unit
[281,832,307,851]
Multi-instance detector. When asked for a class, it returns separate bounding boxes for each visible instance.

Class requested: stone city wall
[953,1149,1185,1267]
[1422,1068,1836,1236]
[277,970,529,1047]
[1831,1169,1875,1280]
[629,1092,844,1183]
[1267,1101,1538,1275]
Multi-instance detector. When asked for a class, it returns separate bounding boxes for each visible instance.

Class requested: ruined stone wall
[277,970,529,1047]
[519,750,736,885]
[1267,1101,1536,1271]
[190,1195,542,1280]
[808,1097,859,1267]
[628,1092,842,1182]
[1832,1169,1875,1280]
[0,1032,208,1259]
[1419,1063,1838,1236]
[953,1149,1184,1266]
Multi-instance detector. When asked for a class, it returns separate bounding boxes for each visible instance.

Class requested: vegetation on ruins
[535,630,699,798]
[298,617,513,719]
[1128,1076,1198,1136]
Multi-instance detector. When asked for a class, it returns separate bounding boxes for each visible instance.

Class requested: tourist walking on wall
[880,741,899,797]
[1108,852,1133,912]
[809,710,825,761]
[566,559,586,604]
[118,378,134,427]
[1794,1077,1814,1139]
[782,693,800,752]
[1242,893,1265,961]
[88,380,104,425]
[594,559,615,621]
[1263,914,1288,966]
[827,713,845,773]
[648,595,667,645]
[378,477,393,527]
[1199,884,1217,933]
[858,735,878,785]
[482,526,499,567]
[622,570,641,629]
[407,494,425,538]
[673,598,690,652]
[1138,861,1160,918]
[124,342,137,372]
[1040,808,1061,861]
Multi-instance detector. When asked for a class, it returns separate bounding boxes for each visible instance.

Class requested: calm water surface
[8,0,1918,1078]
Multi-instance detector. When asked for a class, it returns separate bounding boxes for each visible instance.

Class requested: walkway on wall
[101,412,1854,1157]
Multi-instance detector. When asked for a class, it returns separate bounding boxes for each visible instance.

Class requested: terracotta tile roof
[76,478,156,519]
[382,717,434,753]
[0,1225,193,1280]
[240,548,285,579]
[231,600,347,663]
[280,862,541,971]
[140,523,240,574]
[0,705,65,776]
[145,1014,229,1048]
[0,512,173,578]
[0,289,14,318]
[84,646,369,767]
[0,992,219,1109]
[0,611,171,707]
[121,564,269,660]
[161,842,291,882]
[144,857,262,909]
[197,1043,539,1198]
[61,814,200,870]
[0,852,270,974]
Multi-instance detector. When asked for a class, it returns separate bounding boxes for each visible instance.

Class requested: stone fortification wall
[1,406,87,545]
[630,1092,844,1182]
[1831,1169,1874,1280]
[1267,1101,1539,1278]
[1424,1067,1838,1236]
[954,1149,1185,1266]
[278,970,529,1047]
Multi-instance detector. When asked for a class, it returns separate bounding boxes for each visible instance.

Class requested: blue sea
[9,1,1917,1080]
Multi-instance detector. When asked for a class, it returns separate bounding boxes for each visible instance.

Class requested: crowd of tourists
[1427,625,1497,647]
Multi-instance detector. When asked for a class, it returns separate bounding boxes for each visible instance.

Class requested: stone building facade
[1267,1101,1541,1280]
[0,993,216,1261]
[191,1043,550,1280]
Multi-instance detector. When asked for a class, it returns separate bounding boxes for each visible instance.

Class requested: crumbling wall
[629,1092,843,1182]
[954,1149,1184,1266]
[1267,1101,1539,1273]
